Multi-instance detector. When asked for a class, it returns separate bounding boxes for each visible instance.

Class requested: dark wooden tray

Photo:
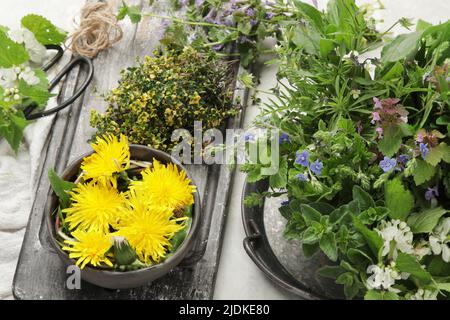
[13,0,248,299]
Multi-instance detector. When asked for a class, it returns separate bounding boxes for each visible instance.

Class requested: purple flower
[310,160,323,175]
[295,150,309,167]
[244,132,255,142]
[266,12,275,20]
[425,186,439,201]
[195,0,204,6]
[379,156,397,173]
[399,154,409,164]
[281,200,289,206]
[279,132,290,144]
[246,8,255,17]
[371,111,381,124]
[296,173,308,182]
[213,44,224,51]
[376,127,383,139]
[416,132,425,143]
[250,19,258,27]
[204,9,217,23]
[420,143,429,159]
[373,97,382,109]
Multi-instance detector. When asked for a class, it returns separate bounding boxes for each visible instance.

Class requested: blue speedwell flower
[425,186,439,201]
[243,132,255,142]
[296,173,308,181]
[399,154,409,164]
[310,160,323,175]
[280,200,289,206]
[420,143,429,159]
[279,132,290,144]
[295,150,309,167]
[379,156,397,173]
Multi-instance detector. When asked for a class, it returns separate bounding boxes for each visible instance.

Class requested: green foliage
[21,14,67,45]
[384,178,414,221]
[90,47,236,151]
[407,207,448,234]
[48,168,76,209]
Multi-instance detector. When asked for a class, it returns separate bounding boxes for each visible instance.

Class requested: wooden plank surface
[13,0,248,299]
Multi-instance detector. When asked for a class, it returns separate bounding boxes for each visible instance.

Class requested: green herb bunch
[242,0,450,300]
[90,47,237,151]
[0,15,67,151]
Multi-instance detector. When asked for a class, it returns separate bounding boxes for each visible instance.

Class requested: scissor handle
[25,56,94,120]
[41,44,64,72]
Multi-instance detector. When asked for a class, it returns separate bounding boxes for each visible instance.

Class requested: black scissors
[23,45,94,120]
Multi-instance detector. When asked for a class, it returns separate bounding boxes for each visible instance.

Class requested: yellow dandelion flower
[63,183,125,233]
[130,159,196,211]
[62,229,113,269]
[115,203,187,264]
[81,134,130,187]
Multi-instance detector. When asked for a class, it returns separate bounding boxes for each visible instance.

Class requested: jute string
[67,2,123,58]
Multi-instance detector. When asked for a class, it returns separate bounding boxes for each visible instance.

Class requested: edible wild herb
[90,47,237,151]
[0,15,67,151]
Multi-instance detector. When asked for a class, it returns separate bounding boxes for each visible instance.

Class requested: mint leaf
[269,156,287,188]
[0,30,29,67]
[21,14,67,45]
[407,207,447,234]
[300,204,322,223]
[48,168,75,209]
[396,252,432,284]
[385,178,414,221]
[352,185,375,211]
[381,31,423,62]
[378,125,405,157]
[353,217,383,259]
[413,159,436,185]
[319,232,338,261]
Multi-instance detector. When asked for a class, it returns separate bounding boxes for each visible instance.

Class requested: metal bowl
[46,145,201,289]
[242,179,345,300]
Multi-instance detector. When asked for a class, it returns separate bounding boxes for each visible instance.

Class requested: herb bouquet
[242,0,450,300]
[49,134,197,276]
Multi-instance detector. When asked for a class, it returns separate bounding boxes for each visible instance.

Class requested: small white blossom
[351,89,361,99]
[8,28,47,64]
[377,219,414,259]
[366,264,402,292]
[343,50,359,60]
[429,217,450,262]
[0,68,17,88]
[18,65,40,85]
[413,239,431,260]
[409,288,438,300]
[364,59,376,80]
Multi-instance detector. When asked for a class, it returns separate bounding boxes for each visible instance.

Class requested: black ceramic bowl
[47,145,201,289]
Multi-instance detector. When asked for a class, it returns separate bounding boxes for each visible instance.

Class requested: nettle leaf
[378,125,406,157]
[353,217,383,258]
[117,2,142,24]
[425,142,450,166]
[365,290,399,300]
[0,110,28,152]
[412,159,436,185]
[381,31,423,62]
[21,14,67,45]
[319,232,338,261]
[396,252,432,284]
[407,207,447,234]
[269,156,288,189]
[385,178,414,221]
[48,168,75,209]
[352,185,375,211]
[0,30,29,68]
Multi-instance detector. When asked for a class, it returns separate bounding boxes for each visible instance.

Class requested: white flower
[18,65,40,85]
[377,219,414,259]
[413,239,431,260]
[366,264,402,292]
[429,217,450,262]
[343,50,359,60]
[351,89,361,99]
[0,68,17,88]
[409,288,438,300]
[8,28,46,64]
[364,59,376,80]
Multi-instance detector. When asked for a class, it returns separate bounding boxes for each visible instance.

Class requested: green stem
[142,12,238,31]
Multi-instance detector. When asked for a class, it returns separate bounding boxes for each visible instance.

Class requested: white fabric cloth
[0,51,71,300]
